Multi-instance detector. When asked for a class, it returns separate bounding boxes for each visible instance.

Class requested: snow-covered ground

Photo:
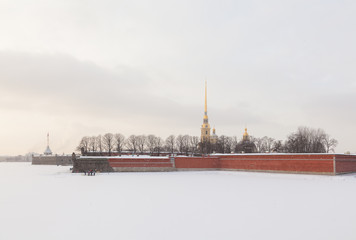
[1,162,356,240]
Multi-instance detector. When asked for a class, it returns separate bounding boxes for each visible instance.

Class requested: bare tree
[154,137,164,154]
[263,136,275,153]
[96,135,103,154]
[176,135,185,153]
[323,134,338,153]
[251,136,274,153]
[76,136,89,154]
[136,135,147,154]
[165,135,176,154]
[217,135,228,153]
[89,136,97,152]
[217,136,233,153]
[225,136,234,153]
[182,135,190,155]
[284,126,335,153]
[272,140,283,152]
[147,134,157,154]
[126,135,138,154]
[114,133,125,154]
[199,141,212,155]
[103,133,114,155]
[252,137,265,153]
[231,136,239,153]
[189,136,200,155]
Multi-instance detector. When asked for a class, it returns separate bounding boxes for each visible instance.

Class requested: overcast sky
[1,0,355,155]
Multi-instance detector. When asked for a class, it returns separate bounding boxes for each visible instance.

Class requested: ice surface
[1,162,356,240]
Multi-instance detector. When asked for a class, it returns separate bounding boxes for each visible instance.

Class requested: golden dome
[243,128,249,137]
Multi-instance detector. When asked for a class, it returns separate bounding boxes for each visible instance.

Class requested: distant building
[32,154,72,166]
[32,133,72,166]
[235,128,256,153]
[200,81,217,144]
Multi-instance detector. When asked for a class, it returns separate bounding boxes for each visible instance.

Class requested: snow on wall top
[211,153,356,156]
[79,155,170,159]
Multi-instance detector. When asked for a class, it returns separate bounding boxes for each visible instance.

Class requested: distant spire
[203,80,209,123]
[243,128,249,141]
[204,80,207,115]
[201,80,212,143]
[244,128,248,135]
[44,132,52,155]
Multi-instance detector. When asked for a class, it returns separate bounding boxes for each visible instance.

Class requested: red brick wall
[218,154,335,161]
[175,156,220,169]
[335,155,356,173]
[173,154,342,174]
[106,154,356,174]
[217,154,335,174]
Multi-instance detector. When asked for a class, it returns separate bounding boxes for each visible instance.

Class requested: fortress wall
[111,167,175,172]
[218,154,335,161]
[217,154,335,175]
[32,156,56,165]
[72,157,113,172]
[175,156,220,169]
[72,154,356,175]
[32,155,72,166]
[335,155,356,174]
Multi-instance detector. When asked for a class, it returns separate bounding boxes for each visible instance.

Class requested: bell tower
[44,132,53,155]
[201,81,211,142]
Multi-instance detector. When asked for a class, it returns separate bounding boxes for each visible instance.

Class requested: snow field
[1,162,356,240]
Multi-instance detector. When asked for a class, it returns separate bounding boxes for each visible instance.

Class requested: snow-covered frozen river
[1,162,356,240]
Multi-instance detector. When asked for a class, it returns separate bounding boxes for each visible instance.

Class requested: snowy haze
[1,163,356,240]
[1,0,356,155]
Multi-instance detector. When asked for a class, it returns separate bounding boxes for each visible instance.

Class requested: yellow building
[201,82,217,144]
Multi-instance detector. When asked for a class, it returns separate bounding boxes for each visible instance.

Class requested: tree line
[77,134,201,155]
[76,126,338,155]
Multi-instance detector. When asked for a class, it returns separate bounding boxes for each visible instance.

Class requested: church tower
[44,133,52,155]
[201,81,211,143]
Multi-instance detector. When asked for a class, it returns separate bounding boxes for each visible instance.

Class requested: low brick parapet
[72,153,356,175]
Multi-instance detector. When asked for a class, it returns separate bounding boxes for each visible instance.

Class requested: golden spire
[204,80,207,115]
[201,80,211,143]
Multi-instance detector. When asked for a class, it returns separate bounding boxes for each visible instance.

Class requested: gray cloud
[0,52,174,118]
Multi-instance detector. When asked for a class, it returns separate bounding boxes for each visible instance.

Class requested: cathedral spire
[201,81,211,143]
[204,80,207,115]
[203,81,208,123]
[44,132,52,155]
